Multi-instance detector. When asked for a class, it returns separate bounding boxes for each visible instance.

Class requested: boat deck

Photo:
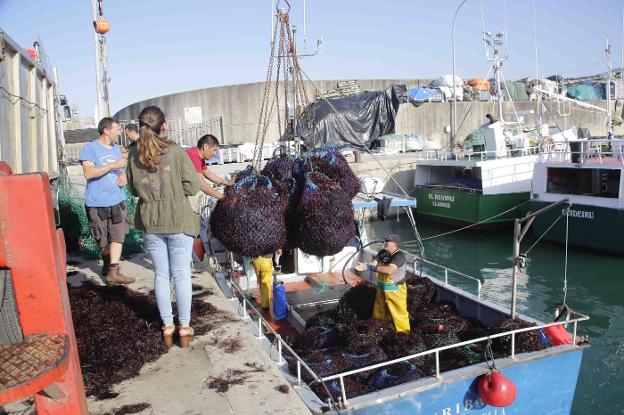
[233,271,364,336]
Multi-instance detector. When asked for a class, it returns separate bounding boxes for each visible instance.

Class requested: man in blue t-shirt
[79,117,135,285]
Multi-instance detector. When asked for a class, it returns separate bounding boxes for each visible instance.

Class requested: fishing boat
[413,32,546,227]
[530,137,624,254]
[208,195,590,415]
[530,40,624,254]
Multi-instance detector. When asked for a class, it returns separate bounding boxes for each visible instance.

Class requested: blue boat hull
[345,348,584,415]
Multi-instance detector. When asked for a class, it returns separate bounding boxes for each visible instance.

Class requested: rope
[522,212,563,256]
[0,86,49,115]
[484,338,497,371]
[396,199,530,245]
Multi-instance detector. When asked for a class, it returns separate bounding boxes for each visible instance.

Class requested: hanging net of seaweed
[210,174,287,257]
[302,146,361,199]
[57,167,143,259]
[294,172,356,256]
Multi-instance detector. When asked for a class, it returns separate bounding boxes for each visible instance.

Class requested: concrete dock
[67,253,311,415]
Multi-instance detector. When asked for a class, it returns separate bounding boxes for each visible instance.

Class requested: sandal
[162,324,175,348]
[178,325,194,348]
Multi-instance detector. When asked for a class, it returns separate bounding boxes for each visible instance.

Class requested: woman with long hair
[126,106,200,347]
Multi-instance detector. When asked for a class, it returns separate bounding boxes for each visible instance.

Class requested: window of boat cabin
[546,167,620,198]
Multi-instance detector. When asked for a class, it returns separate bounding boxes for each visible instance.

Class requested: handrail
[360,242,483,299]
[227,276,323,386]
[539,139,624,166]
[414,145,541,162]
[226,274,345,410]
[320,314,590,388]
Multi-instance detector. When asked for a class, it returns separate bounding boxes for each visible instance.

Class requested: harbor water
[366,217,624,415]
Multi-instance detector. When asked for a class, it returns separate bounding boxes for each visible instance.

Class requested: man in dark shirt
[355,233,410,332]
[124,123,139,150]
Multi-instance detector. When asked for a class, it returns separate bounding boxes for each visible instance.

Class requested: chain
[252,6,312,169]
[252,14,279,169]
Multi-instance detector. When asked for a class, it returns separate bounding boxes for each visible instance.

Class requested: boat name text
[432,399,506,415]
[428,193,455,209]
[562,209,594,219]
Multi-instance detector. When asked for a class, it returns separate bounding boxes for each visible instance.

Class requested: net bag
[210,174,286,257]
[303,146,361,199]
[295,172,355,256]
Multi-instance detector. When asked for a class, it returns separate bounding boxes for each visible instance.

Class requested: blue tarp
[567,82,605,101]
[409,87,439,102]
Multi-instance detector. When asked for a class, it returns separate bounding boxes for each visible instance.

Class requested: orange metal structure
[0,166,88,414]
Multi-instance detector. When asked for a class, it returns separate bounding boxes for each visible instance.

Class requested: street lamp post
[451,0,468,148]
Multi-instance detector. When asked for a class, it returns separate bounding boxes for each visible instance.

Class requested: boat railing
[414,146,540,162]
[226,275,329,388]
[410,256,483,299]
[321,313,589,407]
[360,243,483,298]
[539,138,624,165]
[225,269,589,410]
[416,183,483,194]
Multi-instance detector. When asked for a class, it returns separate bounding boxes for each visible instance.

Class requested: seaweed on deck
[286,281,547,399]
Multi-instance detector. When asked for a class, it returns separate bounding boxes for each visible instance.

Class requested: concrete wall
[114,79,432,144]
[0,29,61,175]
[114,80,623,147]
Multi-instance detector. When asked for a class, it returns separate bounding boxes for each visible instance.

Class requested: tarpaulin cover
[493,80,530,101]
[297,85,408,149]
[567,82,605,101]
[467,78,491,91]
[431,75,464,101]
[409,87,439,102]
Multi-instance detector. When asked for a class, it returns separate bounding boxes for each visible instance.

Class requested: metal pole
[511,219,520,319]
[495,40,504,124]
[91,0,102,121]
[451,0,468,147]
[606,39,613,139]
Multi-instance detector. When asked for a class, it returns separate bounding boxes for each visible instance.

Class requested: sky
[1,0,623,116]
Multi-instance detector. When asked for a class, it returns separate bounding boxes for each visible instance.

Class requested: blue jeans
[143,233,194,325]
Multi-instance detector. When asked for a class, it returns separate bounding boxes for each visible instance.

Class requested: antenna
[483,31,508,123]
[606,38,613,139]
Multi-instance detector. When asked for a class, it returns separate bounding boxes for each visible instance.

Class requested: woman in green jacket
[126,106,200,348]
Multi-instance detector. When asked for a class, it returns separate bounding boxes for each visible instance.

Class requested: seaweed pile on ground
[102,403,152,415]
[211,174,287,257]
[69,283,225,399]
[294,172,355,256]
[206,363,266,393]
[285,278,548,399]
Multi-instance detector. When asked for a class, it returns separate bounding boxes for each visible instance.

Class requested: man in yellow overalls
[355,234,410,332]
[251,250,281,309]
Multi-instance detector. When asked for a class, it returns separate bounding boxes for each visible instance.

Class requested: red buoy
[478,370,517,407]
[544,325,573,346]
